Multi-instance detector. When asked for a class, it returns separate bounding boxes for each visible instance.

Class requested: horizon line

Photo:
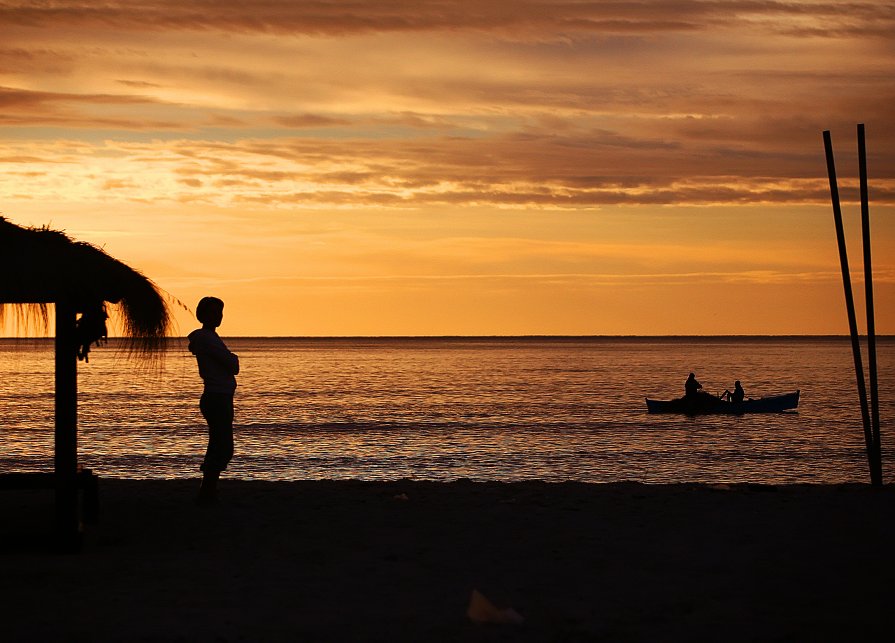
[2,333,893,340]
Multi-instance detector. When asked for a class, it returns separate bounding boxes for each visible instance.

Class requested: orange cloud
[1,2,893,38]
[2,136,894,209]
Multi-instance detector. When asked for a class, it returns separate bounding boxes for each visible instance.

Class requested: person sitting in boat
[722,380,745,403]
[685,372,702,398]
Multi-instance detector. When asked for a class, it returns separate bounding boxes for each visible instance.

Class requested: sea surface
[0,337,891,484]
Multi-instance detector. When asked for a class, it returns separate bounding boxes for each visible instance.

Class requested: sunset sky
[2,1,894,336]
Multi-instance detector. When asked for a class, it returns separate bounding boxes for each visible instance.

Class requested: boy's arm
[206,342,239,375]
[190,333,239,374]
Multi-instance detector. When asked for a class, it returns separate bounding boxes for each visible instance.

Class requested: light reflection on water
[0,337,891,484]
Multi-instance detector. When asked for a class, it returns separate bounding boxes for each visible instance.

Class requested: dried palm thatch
[0,216,171,357]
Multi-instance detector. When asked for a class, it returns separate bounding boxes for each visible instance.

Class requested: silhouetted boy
[188,296,239,504]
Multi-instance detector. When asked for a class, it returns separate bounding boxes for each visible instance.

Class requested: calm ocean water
[0,337,891,484]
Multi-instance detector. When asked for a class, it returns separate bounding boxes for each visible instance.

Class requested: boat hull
[645,391,800,415]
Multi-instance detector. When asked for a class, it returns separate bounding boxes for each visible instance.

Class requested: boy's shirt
[188,328,239,394]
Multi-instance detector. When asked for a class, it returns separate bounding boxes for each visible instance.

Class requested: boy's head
[196,296,225,327]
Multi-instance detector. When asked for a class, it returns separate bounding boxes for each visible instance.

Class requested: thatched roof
[0,216,171,355]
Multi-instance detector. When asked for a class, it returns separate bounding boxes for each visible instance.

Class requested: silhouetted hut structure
[0,216,170,550]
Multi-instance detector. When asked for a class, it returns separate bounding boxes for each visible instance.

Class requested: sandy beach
[2,479,893,641]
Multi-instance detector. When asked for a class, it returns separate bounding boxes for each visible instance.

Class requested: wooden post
[55,299,81,551]
[857,123,882,485]
[822,130,877,485]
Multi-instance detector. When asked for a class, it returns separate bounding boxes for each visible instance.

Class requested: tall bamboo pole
[857,123,882,484]
[823,130,877,484]
[55,299,81,551]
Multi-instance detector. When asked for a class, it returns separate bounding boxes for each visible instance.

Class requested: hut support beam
[55,300,80,551]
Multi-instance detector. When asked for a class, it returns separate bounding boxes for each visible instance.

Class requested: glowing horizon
[2,1,894,336]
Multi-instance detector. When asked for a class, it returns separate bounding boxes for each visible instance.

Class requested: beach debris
[393,493,409,501]
[467,589,524,625]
